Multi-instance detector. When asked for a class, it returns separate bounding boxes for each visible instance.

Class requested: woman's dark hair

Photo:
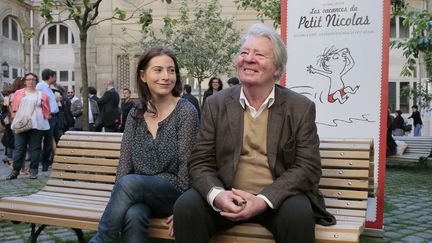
[395,110,402,116]
[22,73,39,88]
[207,77,223,92]
[136,47,182,116]
[11,77,24,92]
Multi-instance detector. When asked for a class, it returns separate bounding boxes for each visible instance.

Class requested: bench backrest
[392,136,432,156]
[44,132,121,203]
[47,132,373,225]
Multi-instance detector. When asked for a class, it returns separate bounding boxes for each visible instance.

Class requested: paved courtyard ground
[0,155,431,242]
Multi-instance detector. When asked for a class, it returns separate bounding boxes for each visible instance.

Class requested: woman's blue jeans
[90,174,181,243]
[12,129,43,172]
[414,124,422,136]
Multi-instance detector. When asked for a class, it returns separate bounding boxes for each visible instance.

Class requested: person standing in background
[96,79,120,132]
[202,77,223,107]
[89,86,99,102]
[71,87,99,131]
[392,110,405,136]
[36,69,59,172]
[182,84,200,118]
[408,105,423,136]
[119,88,135,132]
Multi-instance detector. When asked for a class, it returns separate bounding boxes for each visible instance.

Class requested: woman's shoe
[6,170,19,180]
[29,169,38,179]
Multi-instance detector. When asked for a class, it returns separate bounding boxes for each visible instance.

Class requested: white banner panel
[283,0,389,228]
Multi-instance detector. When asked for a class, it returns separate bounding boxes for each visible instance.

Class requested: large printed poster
[281,0,390,230]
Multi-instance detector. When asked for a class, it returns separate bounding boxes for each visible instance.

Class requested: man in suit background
[182,84,200,118]
[96,79,120,132]
[173,24,335,243]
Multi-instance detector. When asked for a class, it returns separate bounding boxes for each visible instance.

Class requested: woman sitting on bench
[90,47,200,243]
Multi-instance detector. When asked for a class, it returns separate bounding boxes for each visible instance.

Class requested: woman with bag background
[1,77,25,169]
[6,73,51,180]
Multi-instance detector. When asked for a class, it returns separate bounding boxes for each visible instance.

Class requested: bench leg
[419,157,428,168]
[72,228,85,243]
[29,223,46,243]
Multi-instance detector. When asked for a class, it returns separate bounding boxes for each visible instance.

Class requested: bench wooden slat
[324,198,368,210]
[57,140,121,150]
[36,191,110,203]
[0,197,106,211]
[321,169,369,178]
[65,131,123,137]
[319,143,371,151]
[321,189,368,200]
[52,163,117,174]
[320,150,371,160]
[42,186,112,197]
[0,211,99,231]
[46,179,114,191]
[53,156,119,166]
[326,208,366,217]
[27,194,108,206]
[319,178,369,189]
[55,148,120,158]
[0,202,102,221]
[334,215,366,223]
[321,159,370,168]
[50,171,116,183]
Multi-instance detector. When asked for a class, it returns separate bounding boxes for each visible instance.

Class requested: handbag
[12,92,39,134]
[0,106,8,133]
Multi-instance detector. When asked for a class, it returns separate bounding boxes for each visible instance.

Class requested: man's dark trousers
[173,188,315,243]
[40,114,59,171]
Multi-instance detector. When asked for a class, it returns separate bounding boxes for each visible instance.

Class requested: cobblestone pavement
[0,152,431,242]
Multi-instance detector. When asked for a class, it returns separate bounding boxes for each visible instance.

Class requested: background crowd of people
[0,65,240,180]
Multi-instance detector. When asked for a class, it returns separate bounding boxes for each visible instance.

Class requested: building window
[399,17,409,38]
[60,70,69,81]
[2,18,9,38]
[118,55,130,90]
[400,82,410,113]
[12,68,18,79]
[42,24,75,45]
[391,16,411,39]
[59,25,68,44]
[1,16,23,43]
[390,17,396,38]
[388,82,396,113]
[48,25,56,44]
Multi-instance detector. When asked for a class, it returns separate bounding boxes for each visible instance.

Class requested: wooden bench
[0,132,374,243]
[387,136,432,166]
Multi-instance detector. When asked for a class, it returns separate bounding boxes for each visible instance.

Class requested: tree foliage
[39,0,169,130]
[139,0,241,103]
[390,4,432,107]
[234,0,280,28]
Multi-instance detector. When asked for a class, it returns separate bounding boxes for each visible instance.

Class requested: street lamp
[2,61,9,78]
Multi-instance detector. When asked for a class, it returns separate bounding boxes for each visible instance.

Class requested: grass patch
[383,201,397,213]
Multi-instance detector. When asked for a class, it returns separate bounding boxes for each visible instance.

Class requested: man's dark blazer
[188,84,336,226]
[97,88,120,127]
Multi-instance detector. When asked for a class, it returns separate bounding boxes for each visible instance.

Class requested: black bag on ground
[404,124,412,132]
[1,125,15,148]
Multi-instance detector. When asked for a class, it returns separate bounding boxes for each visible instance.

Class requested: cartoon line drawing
[307,46,359,104]
[316,114,376,127]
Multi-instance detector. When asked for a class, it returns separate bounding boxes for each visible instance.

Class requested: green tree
[234,0,280,28]
[139,0,241,104]
[390,5,432,107]
[40,0,169,130]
